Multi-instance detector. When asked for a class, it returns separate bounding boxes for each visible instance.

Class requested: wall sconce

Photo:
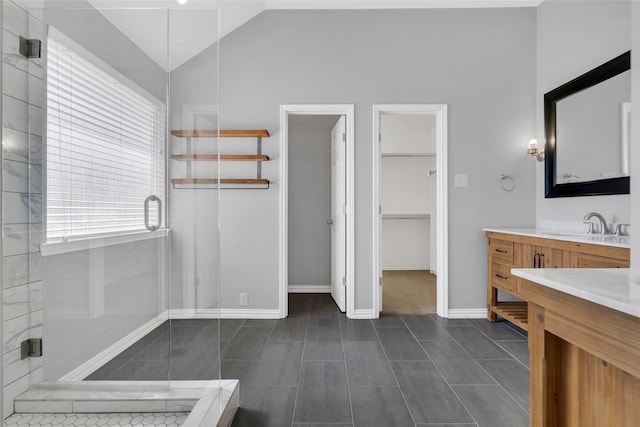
[527,139,544,162]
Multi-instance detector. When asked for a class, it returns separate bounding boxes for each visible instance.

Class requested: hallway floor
[10,294,530,426]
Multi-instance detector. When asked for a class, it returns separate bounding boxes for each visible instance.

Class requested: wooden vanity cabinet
[486,231,629,331]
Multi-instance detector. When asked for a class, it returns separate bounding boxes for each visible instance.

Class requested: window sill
[40,229,170,257]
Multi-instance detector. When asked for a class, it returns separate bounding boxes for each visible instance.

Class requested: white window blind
[46,29,165,241]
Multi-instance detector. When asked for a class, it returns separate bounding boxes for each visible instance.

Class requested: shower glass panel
[2,0,221,417]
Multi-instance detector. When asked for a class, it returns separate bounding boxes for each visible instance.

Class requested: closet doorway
[279,105,355,318]
[373,105,448,317]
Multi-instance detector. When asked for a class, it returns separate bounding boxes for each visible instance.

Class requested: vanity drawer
[489,239,514,265]
[491,263,516,293]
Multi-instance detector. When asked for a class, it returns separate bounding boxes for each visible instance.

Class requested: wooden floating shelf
[491,301,528,331]
[171,178,269,186]
[171,154,270,162]
[171,130,270,138]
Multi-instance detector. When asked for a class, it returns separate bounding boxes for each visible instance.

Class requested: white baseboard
[59,312,168,381]
[350,309,377,319]
[446,308,488,319]
[288,285,331,293]
[169,309,282,319]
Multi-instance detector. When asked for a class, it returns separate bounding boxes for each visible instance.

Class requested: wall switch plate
[239,293,249,307]
[454,174,469,187]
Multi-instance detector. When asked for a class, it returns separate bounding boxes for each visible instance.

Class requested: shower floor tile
[4,412,189,426]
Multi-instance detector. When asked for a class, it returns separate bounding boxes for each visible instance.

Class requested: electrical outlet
[239,293,249,307]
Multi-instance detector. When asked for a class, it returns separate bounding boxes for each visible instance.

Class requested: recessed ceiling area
[86,0,542,71]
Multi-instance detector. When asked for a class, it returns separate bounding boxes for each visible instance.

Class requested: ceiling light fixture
[175,0,188,5]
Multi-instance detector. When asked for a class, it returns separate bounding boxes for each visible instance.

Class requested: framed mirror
[544,50,631,198]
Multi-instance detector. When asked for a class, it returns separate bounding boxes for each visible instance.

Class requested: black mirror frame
[544,50,631,198]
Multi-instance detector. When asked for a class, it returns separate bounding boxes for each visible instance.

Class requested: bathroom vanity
[512,268,640,426]
[484,228,630,331]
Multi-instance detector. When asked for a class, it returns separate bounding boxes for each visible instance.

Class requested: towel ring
[500,175,515,192]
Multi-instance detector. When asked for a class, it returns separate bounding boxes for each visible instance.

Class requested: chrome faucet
[583,212,609,235]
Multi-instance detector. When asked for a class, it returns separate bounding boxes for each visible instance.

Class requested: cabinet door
[576,253,630,268]
[538,246,567,268]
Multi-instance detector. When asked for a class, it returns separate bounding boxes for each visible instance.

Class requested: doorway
[279,105,355,318]
[373,104,449,317]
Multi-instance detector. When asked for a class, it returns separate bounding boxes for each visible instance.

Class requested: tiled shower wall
[2,0,45,418]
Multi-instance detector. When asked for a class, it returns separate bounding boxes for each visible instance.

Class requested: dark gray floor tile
[420,340,495,385]
[168,325,208,347]
[294,361,351,423]
[350,387,414,427]
[250,341,304,386]
[311,293,336,306]
[452,385,528,427]
[391,360,474,424]
[292,424,352,427]
[505,321,528,338]
[401,315,453,340]
[416,424,477,426]
[304,327,344,360]
[270,324,307,342]
[344,341,396,386]
[495,340,529,367]
[445,327,513,360]
[468,319,527,340]
[222,327,272,360]
[308,305,340,327]
[170,355,219,380]
[478,359,529,410]
[376,327,428,360]
[232,386,297,427]
[170,318,213,328]
[428,314,472,327]
[109,360,169,381]
[140,321,169,341]
[370,314,405,327]
[221,360,257,399]
[289,293,314,306]
[243,319,278,327]
[271,315,308,342]
[220,319,247,340]
[340,318,377,342]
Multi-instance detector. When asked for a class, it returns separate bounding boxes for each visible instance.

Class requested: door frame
[279,104,355,318]
[372,104,449,317]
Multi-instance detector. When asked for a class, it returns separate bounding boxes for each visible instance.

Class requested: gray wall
[288,115,337,287]
[211,8,537,312]
[536,0,631,225]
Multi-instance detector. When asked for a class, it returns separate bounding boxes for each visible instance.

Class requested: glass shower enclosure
[2,1,231,423]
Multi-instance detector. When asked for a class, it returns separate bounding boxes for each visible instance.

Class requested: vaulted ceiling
[86,0,542,71]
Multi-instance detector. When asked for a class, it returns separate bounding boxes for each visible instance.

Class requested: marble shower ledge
[511,268,640,319]
[14,380,239,427]
[483,227,631,249]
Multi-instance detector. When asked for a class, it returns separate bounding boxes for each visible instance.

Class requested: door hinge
[379,205,382,214]
[342,277,347,287]
[378,133,382,143]
[21,338,43,360]
[342,132,346,142]
[19,36,41,58]
[379,277,383,287]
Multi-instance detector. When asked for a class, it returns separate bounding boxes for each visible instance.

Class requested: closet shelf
[171,154,270,162]
[171,129,270,138]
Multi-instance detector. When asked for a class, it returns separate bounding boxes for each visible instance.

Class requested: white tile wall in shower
[2,127,43,165]
[3,223,41,257]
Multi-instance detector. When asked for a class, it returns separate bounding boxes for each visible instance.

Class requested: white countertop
[483,227,630,249]
[511,268,640,318]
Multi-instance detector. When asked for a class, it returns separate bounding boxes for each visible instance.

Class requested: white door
[331,116,347,311]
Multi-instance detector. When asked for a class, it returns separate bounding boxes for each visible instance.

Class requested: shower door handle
[144,195,162,231]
